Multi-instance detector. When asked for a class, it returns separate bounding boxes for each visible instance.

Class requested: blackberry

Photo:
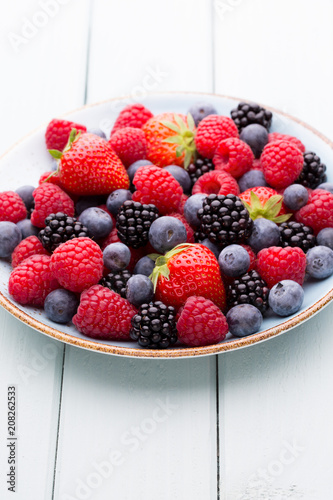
[116,200,159,249]
[187,156,214,186]
[279,221,316,252]
[100,269,132,298]
[230,102,272,133]
[38,212,88,252]
[227,270,269,314]
[196,194,253,248]
[130,301,178,349]
[296,151,327,189]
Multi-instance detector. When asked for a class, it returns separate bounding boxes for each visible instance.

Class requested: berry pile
[1,100,333,349]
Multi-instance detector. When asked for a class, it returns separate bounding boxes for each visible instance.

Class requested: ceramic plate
[1,92,333,358]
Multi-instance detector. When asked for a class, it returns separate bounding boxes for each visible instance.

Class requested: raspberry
[252,159,263,171]
[111,103,153,134]
[39,171,65,189]
[132,165,183,215]
[192,170,240,196]
[240,244,257,271]
[195,115,239,159]
[256,246,306,288]
[11,236,49,268]
[296,189,333,234]
[167,213,195,243]
[8,254,59,306]
[176,296,229,347]
[72,285,137,339]
[0,191,27,223]
[268,132,305,153]
[50,237,103,293]
[109,127,147,167]
[261,140,304,189]
[31,183,75,228]
[213,137,254,179]
[45,118,87,151]
[175,194,188,216]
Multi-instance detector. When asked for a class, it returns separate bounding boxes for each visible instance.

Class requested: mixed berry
[1,100,333,348]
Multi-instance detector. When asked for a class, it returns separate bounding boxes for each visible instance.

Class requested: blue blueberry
[87,128,107,139]
[306,245,333,279]
[226,304,263,337]
[75,195,106,215]
[239,124,268,158]
[184,194,206,228]
[17,219,39,239]
[133,256,156,276]
[317,228,333,250]
[126,274,154,307]
[149,216,187,254]
[15,185,35,211]
[106,189,132,216]
[218,244,250,277]
[163,165,191,194]
[188,102,217,126]
[268,280,304,317]
[238,170,267,192]
[127,159,153,182]
[0,222,22,258]
[317,182,333,194]
[103,242,131,271]
[79,207,113,239]
[200,238,220,260]
[283,184,309,211]
[247,218,280,254]
[44,289,79,324]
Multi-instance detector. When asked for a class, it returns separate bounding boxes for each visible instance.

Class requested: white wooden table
[1,1,333,498]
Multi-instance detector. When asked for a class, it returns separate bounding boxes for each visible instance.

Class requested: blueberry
[283,184,309,211]
[103,242,131,271]
[218,244,250,277]
[163,165,191,194]
[247,218,280,254]
[17,219,39,239]
[239,124,268,158]
[44,289,79,324]
[317,228,333,250]
[15,185,35,211]
[127,159,153,182]
[188,102,218,126]
[317,182,333,194]
[106,189,132,216]
[126,274,154,307]
[226,304,263,337]
[87,128,107,139]
[306,245,333,279]
[76,195,106,215]
[184,194,206,228]
[238,170,267,192]
[133,256,156,276]
[200,238,220,259]
[268,280,304,316]
[79,207,113,239]
[149,216,187,254]
[0,222,22,258]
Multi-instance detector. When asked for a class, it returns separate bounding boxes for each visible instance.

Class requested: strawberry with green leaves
[239,186,291,223]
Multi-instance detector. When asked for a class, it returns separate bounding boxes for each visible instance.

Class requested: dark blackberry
[187,156,214,186]
[296,151,327,189]
[130,301,178,349]
[38,212,89,252]
[116,200,159,249]
[230,102,272,133]
[279,221,316,252]
[227,270,269,314]
[196,194,253,248]
[100,269,132,298]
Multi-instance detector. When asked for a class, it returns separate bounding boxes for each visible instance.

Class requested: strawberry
[239,186,290,223]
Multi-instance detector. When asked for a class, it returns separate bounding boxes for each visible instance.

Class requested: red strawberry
[239,186,290,223]
[111,103,153,135]
[45,118,87,151]
[195,115,239,159]
[295,189,333,234]
[109,127,147,167]
[213,137,254,178]
[256,246,306,288]
[261,140,304,189]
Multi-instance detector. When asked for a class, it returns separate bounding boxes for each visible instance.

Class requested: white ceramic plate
[1,92,333,358]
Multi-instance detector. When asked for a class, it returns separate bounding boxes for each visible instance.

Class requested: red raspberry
[175,194,188,216]
[295,189,333,234]
[72,285,137,339]
[176,296,229,347]
[31,183,75,228]
[0,191,27,223]
[39,171,64,189]
[268,132,305,153]
[256,246,306,288]
[45,118,87,151]
[11,236,49,268]
[109,127,147,167]
[111,103,153,134]
[240,244,257,271]
[8,255,59,306]
[192,170,240,196]
[132,165,182,215]
[101,227,147,272]
[252,159,263,171]
[50,237,103,293]
[213,137,254,178]
[167,213,195,243]
[261,140,304,189]
[195,115,239,159]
